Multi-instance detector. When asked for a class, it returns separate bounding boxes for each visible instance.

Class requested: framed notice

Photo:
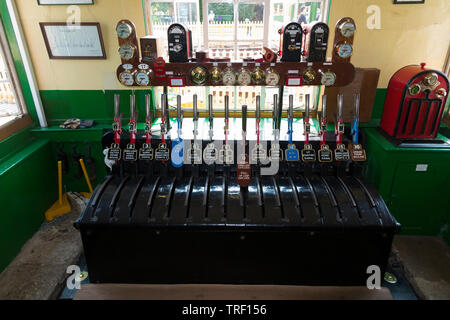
[38,0,94,5]
[393,0,424,4]
[40,22,106,59]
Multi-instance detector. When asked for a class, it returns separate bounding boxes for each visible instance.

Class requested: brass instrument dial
[435,88,447,99]
[119,70,136,86]
[423,73,438,86]
[302,67,316,83]
[210,66,222,83]
[335,42,353,59]
[265,68,280,86]
[222,68,236,86]
[319,70,336,86]
[338,20,356,38]
[191,66,208,85]
[116,22,133,39]
[119,44,136,61]
[252,67,265,84]
[237,68,252,86]
[408,84,421,96]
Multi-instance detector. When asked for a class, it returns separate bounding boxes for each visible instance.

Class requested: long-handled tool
[237,104,251,188]
[269,94,283,162]
[285,95,300,162]
[301,94,316,163]
[45,161,71,221]
[203,94,217,172]
[79,158,94,199]
[139,94,154,161]
[318,95,333,163]
[221,95,233,165]
[350,93,367,162]
[334,93,350,162]
[171,95,184,168]
[107,94,123,162]
[252,95,266,164]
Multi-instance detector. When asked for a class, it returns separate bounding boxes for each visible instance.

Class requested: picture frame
[393,0,425,4]
[39,22,106,60]
[37,0,94,5]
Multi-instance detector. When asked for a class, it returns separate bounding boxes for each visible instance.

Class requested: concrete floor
[392,236,450,300]
[0,192,86,300]
[0,196,449,299]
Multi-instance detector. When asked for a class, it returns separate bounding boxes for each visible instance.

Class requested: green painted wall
[363,129,450,244]
[0,129,56,272]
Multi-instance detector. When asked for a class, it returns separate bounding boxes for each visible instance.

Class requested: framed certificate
[38,0,94,4]
[393,0,424,3]
[40,22,106,59]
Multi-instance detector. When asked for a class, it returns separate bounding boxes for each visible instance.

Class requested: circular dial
[173,43,183,53]
[135,71,150,86]
[320,70,336,86]
[191,66,208,85]
[335,42,353,59]
[339,21,356,37]
[423,73,438,86]
[222,68,236,86]
[408,84,421,96]
[265,68,280,86]
[237,69,252,86]
[119,44,136,60]
[119,70,135,86]
[116,22,133,39]
[302,68,316,83]
[210,67,222,83]
[435,88,447,99]
[252,67,265,84]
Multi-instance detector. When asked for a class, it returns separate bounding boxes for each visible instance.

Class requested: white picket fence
[152,21,264,59]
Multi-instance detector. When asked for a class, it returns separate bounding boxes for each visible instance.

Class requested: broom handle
[79,158,93,194]
[58,161,63,204]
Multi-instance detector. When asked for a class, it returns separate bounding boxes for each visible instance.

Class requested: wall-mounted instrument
[280,22,304,62]
[304,22,329,62]
[167,23,192,63]
[140,36,163,63]
[332,17,356,63]
[116,20,140,65]
[380,64,449,143]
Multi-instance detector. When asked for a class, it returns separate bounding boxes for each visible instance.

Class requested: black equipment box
[75,129,400,285]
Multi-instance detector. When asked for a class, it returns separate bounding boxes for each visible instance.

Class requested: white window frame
[203,0,270,60]
[0,17,27,124]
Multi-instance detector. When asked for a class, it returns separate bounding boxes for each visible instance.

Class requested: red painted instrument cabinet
[380,64,449,139]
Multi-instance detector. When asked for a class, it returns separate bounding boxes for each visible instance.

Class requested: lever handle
[224,95,229,120]
[242,105,247,132]
[256,95,261,119]
[145,94,152,122]
[208,94,213,123]
[273,94,278,124]
[130,95,136,120]
[161,93,166,119]
[288,95,294,120]
[322,94,327,122]
[177,95,182,120]
[305,94,310,119]
[114,94,120,118]
[193,94,198,121]
[337,93,344,121]
[354,93,360,119]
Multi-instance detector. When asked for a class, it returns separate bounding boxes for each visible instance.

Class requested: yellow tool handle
[79,158,93,194]
[58,161,63,204]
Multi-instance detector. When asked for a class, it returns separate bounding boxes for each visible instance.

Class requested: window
[144,0,330,115]
[0,19,28,131]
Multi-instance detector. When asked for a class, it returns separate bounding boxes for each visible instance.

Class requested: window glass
[0,24,25,128]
